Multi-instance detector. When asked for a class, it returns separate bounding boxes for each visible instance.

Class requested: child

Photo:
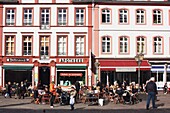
[70,86,77,110]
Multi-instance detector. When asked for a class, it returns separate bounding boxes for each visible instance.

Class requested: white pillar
[51,66,55,82]
[88,67,92,86]
[34,66,38,86]
[163,64,167,84]
[32,69,34,87]
[0,66,2,86]
[3,69,5,87]
[107,72,109,86]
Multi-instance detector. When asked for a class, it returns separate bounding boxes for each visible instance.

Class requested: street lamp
[135,53,144,92]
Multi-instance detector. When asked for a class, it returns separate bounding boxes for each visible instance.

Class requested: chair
[55,93,61,103]
[108,92,114,102]
[41,94,50,104]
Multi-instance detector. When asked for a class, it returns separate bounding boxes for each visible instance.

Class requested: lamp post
[135,53,144,92]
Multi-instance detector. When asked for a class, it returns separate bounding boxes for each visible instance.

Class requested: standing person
[15,83,20,99]
[163,82,168,94]
[145,77,158,110]
[75,81,80,102]
[70,86,77,110]
[7,82,12,98]
[20,81,26,99]
[49,81,56,108]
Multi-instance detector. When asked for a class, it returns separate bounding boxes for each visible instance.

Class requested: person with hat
[145,77,158,110]
[69,86,77,110]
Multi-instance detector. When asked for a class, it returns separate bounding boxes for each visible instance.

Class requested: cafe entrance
[39,66,50,87]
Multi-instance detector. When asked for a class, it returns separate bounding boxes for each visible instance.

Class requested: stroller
[60,91,70,105]
[122,90,133,105]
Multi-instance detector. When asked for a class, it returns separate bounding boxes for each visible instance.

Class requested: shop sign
[59,58,83,63]
[60,73,82,76]
[116,68,136,72]
[6,58,29,62]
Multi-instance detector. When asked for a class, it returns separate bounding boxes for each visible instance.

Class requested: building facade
[0,0,93,87]
[91,0,170,89]
[0,0,170,90]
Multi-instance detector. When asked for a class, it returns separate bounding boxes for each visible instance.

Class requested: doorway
[39,66,50,87]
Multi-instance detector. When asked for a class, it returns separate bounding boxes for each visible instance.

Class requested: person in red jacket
[49,81,56,108]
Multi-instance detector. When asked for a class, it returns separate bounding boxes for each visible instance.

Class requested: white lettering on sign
[59,58,83,63]
[116,68,136,72]
[60,73,82,76]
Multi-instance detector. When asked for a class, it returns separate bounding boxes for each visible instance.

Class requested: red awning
[99,60,150,71]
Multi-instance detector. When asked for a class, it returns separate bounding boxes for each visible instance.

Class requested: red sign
[60,73,82,77]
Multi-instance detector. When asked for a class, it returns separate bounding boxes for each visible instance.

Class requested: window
[153,9,162,24]
[58,36,67,55]
[58,8,67,26]
[75,8,85,25]
[102,9,111,23]
[23,9,33,26]
[40,8,50,25]
[75,36,84,56]
[137,36,145,53]
[102,36,111,53]
[119,9,128,24]
[154,36,162,54]
[5,36,15,55]
[40,36,49,59]
[6,9,15,25]
[119,36,128,53]
[136,9,145,24]
[23,36,32,55]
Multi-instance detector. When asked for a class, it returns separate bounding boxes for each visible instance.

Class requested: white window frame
[40,36,49,59]
[41,8,50,25]
[154,36,162,53]
[5,36,14,55]
[120,36,128,53]
[23,9,32,26]
[119,9,128,24]
[6,9,15,25]
[75,8,84,26]
[136,9,145,24]
[23,36,32,56]
[58,36,66,56]
[153,10,162,24]
[75,36,84,56]
[137,36,145,53]
[102,9,111,23]
[102,36,111,53]
[58,8,67,26]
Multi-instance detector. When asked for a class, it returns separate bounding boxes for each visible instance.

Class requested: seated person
[32,86,39,104]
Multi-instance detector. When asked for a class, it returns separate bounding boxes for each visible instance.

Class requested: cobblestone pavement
[0,92,170,113]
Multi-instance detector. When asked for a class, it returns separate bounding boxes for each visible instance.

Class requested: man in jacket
[145,77,158,110]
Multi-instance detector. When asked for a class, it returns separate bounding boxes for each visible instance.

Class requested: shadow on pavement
[0,108,170,113]
[0,102,31,108]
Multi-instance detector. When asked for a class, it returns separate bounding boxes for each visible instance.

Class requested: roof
[72,0,170,6]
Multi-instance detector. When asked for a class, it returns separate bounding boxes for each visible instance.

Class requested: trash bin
[98,98,104,106]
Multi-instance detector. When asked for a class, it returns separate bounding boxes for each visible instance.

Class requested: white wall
[97,5,170,58]
[2,4,89,57]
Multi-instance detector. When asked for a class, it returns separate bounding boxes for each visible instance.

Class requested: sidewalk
[0,92,169,110]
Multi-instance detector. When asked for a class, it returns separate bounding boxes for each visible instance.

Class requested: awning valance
[3,65,33,70]
[100,60,150,71]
